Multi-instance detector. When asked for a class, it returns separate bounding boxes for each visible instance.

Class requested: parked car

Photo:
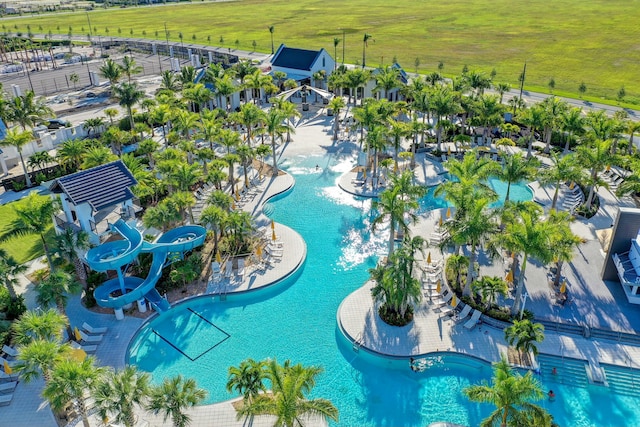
[46,119,70,130]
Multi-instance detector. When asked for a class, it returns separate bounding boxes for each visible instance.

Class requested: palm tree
[472,276,508,308]
[445,254,469,290]
[372,170,424,257]
[273,99,301,143]
[505,319,545,361]
[264,108,287,176]
[362,33,373,68]
[8,192,57,270]
[548,210,583,287]
[464,357,551,427]
[169,162,203,192]
[120,55,142,83]
[94,366,151,427]
[430,85,459,151]
[236,102,265,145]
[81,146,118,169]
[0,249,27,299]
[268,25,275,54]
[497,153,539,203]
[99,58,122,86]
[112,81,145,132]
[443,195,497,296]
[327,96,346,142]
[576,139,616,210]
[494,82,511,104]
[43,357,106,427]
[502,202,554,314]
[333,37,340,69]
[560,107,585,153]
[539,152,583,210]
[237,359,339,427]
[227,358,267,405]
[518,104,546,158]
[15,339,70,384]
[0,127,34,187]
[5,90,53,131]
[626,120,640,155]
[83,117,105,137]
[472,94,504,145]
[27,150,54,174]
[159,70,181,93]
[148,375,207,427]
[35,271,81,317]
[12,308,67,345]
[199,205,227,255]
[375,65,400,100]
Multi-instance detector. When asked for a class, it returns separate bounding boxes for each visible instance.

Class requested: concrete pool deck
[6,104,640,426]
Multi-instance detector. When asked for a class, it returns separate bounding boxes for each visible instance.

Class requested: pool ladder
[352,332,364,352]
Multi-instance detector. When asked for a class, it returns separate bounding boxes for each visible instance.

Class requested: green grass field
[2,0,640,104]
[0,195,55,264]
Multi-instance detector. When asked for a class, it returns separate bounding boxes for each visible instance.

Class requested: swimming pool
[128,154,640,426]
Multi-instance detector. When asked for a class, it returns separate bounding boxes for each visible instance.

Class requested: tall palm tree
[148,375,207,427]
[237,359,339,427]
[430,85,459,151]
[169,162,203,192]
[539,152,583,210]
[472,94,504,144]
[504,319,545,361]
[362,33,373,68]
[442,195,497,296]
[374,65,400,100]
[539,96,568,154]
[517,104,546,158]
[327,96,346,142]
[497,153,539,203]
[0,127,34,187]
[626,120,640,155]
[464,357,551,427]
[445,254,469,290]
[15,339,70,384]
[268,25,275,54]
[199,205,227,256]
[493,82,511,104]
[94,366,151,427]
[501,202,554,314]
[227,358,267,405]
[112,81,145,132]
[120,55,142,83]
[263,108,287,176]
[81,146,118,169]
[560,107,585,153]
[548,210,583,287]
[43,357,106,427]
[35,271,81,318]
[8,192,57,270]
[576,139,616,210]
[472,276,508,308]
[5,90,53,131]
[333,37,340,69]
[273,99,301,143]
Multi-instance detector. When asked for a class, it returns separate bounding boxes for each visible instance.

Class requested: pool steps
[537,353,589,388]
[601,363,640,396]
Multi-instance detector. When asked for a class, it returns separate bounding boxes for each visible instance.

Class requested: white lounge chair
[236,259,245,280]
[0,394,13,406]
[1,345,18,358]
[82,322,108,335]
[0,381,18,393]
[464,310,482,330]
[70,340,97,354]
[0,371,18,381]
[224,260,234,278]
[432,291,452,308]
[78,330,103,343]
[454,304,473,323]
[265,246,283,258]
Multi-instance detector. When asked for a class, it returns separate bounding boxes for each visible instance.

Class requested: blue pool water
[128,154,640,426]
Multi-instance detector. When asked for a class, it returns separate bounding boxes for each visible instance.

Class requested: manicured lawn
[2,0,639,104]
[0,195,55,264]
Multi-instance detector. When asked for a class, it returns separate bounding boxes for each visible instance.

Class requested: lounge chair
[0,393,13,406]
[432,291,452,308]
[0,357,18,369]
[265,246,283,258]
[211,261,221,274]
[464,310,482,330]
[0,371,18,381]
[236,259,245,280]
[224,260,234,278]
[77,329,103,343]
[0,381,18,393]
[1,345,18,359]
[82,322,107,335]
[454,304,473,323]
[439,304,454,317]
[269,239,284,249]
[70,340,97,354]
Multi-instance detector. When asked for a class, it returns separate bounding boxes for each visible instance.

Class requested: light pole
[519,291,529,319]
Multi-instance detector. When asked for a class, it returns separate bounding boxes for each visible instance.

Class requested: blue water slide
[85,220,144,271]
[88,220,207,311]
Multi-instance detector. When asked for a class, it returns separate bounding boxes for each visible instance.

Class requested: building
[602,207,640,304]
[49,160,141,245]
[270,44,335,84]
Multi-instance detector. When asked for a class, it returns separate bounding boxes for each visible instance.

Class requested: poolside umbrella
[271,219,275,230]
[569,181,575,190]
[436,279,441,293]
[439,216,443,227]
[446,207,451,218]
[506,270,513,283]
[272,229,277,241]
[234,187,240,201]
[69,348,87,362]
[232,201,236,210]
[363,168,367,179]
[447,146,451,156]
[427,252,432,264]
[216,251,222,264]
[451,294,457,307]
[3,360,12,375]
[256,245,263,257]
[606,164,611,171]
[560,281,567,294]
[74,327,82,342]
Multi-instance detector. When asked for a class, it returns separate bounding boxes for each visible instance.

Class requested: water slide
[86,219,206,312]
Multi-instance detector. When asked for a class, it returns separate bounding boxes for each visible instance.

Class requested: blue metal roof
[49,160,137,211]
[271,44,322,72]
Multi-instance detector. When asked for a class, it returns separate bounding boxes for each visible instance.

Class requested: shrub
[6,296,26,320]
[378,304,413,326]
[486,307,511,322]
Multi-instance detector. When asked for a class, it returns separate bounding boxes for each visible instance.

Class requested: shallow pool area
[127,154,640,426]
